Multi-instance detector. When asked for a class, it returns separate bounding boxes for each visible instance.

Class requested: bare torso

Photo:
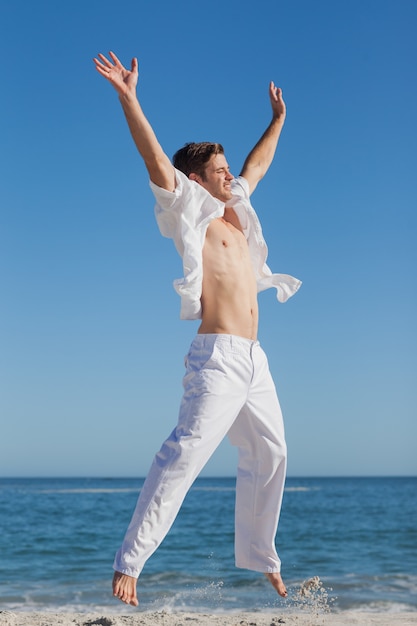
[198,207,258,341]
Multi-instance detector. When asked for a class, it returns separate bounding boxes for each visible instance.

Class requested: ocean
[0,476,416,615]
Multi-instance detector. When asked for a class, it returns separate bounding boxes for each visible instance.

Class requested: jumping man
[94,50,301,607]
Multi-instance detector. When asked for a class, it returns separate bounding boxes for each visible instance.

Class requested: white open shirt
[151,168,301,320]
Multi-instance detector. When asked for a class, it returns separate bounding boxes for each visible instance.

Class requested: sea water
[0,476,416,614]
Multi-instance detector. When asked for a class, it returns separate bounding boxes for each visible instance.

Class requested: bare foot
[112,571,139,606]
[265,572,288,598]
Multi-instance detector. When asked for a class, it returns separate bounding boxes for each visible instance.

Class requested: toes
[265,572,288,598]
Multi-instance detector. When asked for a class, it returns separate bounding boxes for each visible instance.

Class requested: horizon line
[1,474,416,480]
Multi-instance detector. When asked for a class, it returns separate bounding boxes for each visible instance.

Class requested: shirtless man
[94,51,301,607]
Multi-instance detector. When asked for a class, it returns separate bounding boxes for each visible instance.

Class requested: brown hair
[172,142,224,180]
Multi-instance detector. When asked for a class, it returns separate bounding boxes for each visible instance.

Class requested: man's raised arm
[240,81,286,195]
[93,51,175,192]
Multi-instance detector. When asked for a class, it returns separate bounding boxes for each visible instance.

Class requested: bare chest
[204,215,247,254]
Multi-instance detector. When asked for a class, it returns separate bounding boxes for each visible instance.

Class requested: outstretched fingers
[93,53,113,77]
[269,81,283,102]
[268,81,286,119]
[108,50,138,74]
[93,51,138,87]
[108,50,125,68]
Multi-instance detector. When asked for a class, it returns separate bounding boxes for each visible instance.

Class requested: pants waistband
[192,333,260,352]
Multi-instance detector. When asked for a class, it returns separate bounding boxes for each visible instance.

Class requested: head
[173,142,234,202]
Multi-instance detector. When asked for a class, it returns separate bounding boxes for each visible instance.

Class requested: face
[190,154,234,202]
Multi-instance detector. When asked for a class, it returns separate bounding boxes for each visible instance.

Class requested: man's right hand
[94,51,138,98]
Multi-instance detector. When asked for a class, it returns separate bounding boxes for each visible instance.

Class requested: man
[94,51,301,607]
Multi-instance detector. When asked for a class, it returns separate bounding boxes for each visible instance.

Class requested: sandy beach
[1,611,416,626]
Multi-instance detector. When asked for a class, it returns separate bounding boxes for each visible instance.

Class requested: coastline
[1,611,416,626]
[1,479,416,622]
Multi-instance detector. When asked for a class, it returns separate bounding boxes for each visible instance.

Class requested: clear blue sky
[1,0,416,477]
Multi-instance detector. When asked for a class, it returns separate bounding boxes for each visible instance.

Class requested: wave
[35,488,140,494]
[285,486,315,492]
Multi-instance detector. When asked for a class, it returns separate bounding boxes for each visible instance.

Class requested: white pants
[113,334,287,577]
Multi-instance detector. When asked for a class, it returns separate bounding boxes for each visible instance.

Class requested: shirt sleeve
[151,168,224,240]
[229,176,251,237]
[150,171,186,239]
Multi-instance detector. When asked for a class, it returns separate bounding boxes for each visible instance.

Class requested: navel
[222,240,228,247]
